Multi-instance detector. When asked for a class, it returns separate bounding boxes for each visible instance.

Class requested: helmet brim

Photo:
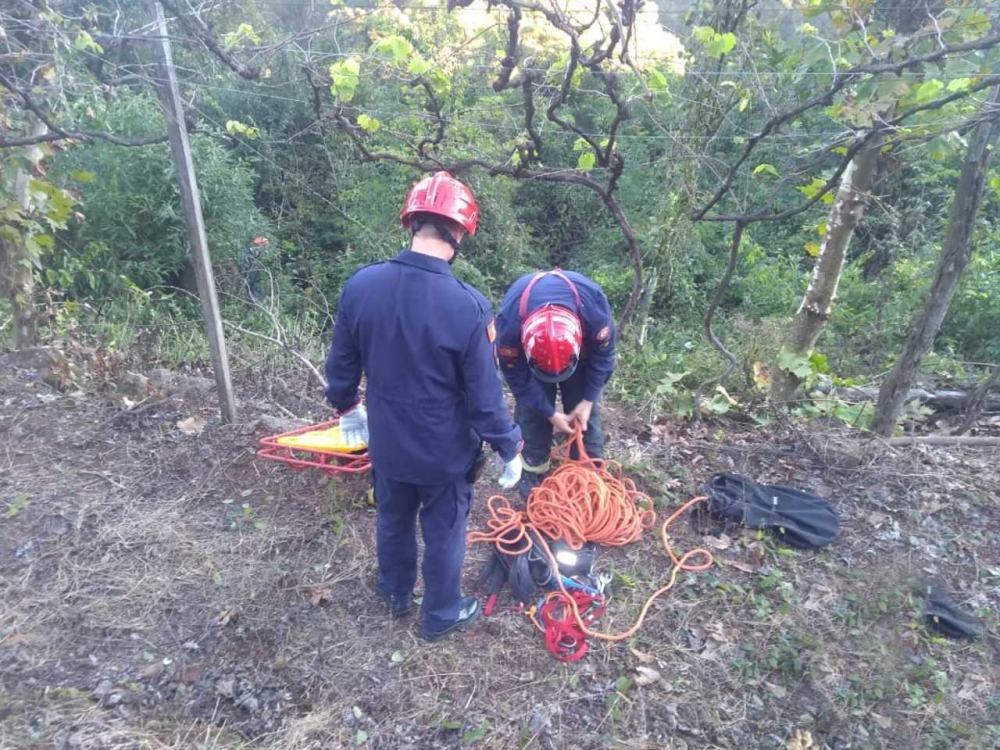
[528,358,579,384]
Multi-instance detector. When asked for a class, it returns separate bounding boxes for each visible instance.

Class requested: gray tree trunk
[872,88,1000,437]
[1,124,46,349]
[770,130,886,403]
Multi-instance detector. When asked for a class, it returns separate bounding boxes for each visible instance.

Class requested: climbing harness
[468,426,713,659]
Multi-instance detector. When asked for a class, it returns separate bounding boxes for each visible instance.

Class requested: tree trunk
[637,265,659,346]
[1,138,42,349]
[770,130,886,403]
[871,88,1000,437]
[0,234,36,349]
[953,365,1000,435]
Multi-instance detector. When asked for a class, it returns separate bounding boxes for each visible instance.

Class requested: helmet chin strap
[411,215,462,263]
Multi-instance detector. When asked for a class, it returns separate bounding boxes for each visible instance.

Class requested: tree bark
[952,365,1000,435]
[637,265,659,347]
[0,125,45,349]
[770,129,887,403]
[872,88,1000,437]
[0,232,36,349]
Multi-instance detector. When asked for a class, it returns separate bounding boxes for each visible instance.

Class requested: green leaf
[577,151,596,172]
[390,650,405,663]
[691,26,716,45]
[777,346,813,379]
[371,35,413,64]
[706,32,737,58]
[425,69,451,96]
[357,114,381,134]
[648,69,669,98]
[809,351,829,374]
[739,97,749,113]
[804,242,821,258]
[225,120,259,139]
[223,23,260,48]
[408,58,431,76]
[462,721,488,744]
[329,58,361,102]
[438,717,463,730]
[990,176,1000,196]
[912,79,944,104]
[797,176,827,200]
[946,78,972,93]
[752,163,779,178]
[355,729,368,745]
[75,30,104,55]
[3,494,30,520]
[572,137,590,152]
[71,170,97,184]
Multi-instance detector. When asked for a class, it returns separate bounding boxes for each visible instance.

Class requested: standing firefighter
[495,270,616,499]
[325,172,523,640]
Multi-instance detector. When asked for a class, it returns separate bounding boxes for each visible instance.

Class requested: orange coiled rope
[467,425,713,643]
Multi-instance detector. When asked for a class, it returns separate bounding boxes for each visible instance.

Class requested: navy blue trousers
[373,471,471,630]
[514,369,604,498]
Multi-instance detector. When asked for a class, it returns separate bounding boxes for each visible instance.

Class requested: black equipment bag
[704,472,839,549]
[923,585,982,640]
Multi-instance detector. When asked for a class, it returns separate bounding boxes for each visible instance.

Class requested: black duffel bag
[704,472,840,549]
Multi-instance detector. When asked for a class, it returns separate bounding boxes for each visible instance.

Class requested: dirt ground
[1,354,998,750]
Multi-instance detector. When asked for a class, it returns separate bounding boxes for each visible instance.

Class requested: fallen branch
[881,436,1000,447]
[953,365,1000,435]
[225,321,327,389]
[832,385,1000,413]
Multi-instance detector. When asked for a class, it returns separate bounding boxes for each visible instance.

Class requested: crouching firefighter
[495,269,616,499]
[324,172,524,641]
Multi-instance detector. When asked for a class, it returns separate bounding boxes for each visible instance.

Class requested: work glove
[338,404,369,449]
[497,453,523,490]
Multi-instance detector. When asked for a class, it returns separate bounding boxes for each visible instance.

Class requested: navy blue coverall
[495,271,616,479]
[325,250,522,631]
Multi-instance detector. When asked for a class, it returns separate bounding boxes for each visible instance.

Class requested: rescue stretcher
[257,419,371,476]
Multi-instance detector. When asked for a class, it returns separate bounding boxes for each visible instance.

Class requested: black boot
[518,471,545,502]
[419,596,481,641]
[376,584,413,618]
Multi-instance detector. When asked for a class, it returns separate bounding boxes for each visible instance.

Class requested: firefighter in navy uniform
[324,172,523,641]
[495,270,616,499]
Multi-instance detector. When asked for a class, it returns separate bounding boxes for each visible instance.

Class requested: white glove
[339,405,369,448]
[498,454,522,490]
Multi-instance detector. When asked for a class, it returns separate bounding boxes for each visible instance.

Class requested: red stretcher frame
[257,419,372,476]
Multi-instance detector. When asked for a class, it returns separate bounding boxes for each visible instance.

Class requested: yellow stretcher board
[275,425,367,454]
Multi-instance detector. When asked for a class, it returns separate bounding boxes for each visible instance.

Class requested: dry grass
[1,367,998,750]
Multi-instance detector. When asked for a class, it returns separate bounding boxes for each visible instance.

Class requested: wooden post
[148,2,238,422]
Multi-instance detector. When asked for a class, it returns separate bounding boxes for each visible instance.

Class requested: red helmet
[401,172,479,235]
[521,304,583,383]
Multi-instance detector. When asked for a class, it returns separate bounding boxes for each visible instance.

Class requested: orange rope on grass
[468,424,713,642]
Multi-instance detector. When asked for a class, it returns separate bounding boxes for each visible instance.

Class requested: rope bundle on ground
[468,425,713,648]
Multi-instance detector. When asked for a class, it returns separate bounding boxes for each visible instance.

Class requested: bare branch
[411,77,446,159]
[0,71,169,148]
[693,221,746,422]
[492,6,522,92]
[692,32,1000,220]
[159,0,262,81]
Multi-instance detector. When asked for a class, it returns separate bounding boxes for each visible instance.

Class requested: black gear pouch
[466,442,488,484]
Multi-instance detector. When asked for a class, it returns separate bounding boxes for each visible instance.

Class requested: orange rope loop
[468,424,713,642]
